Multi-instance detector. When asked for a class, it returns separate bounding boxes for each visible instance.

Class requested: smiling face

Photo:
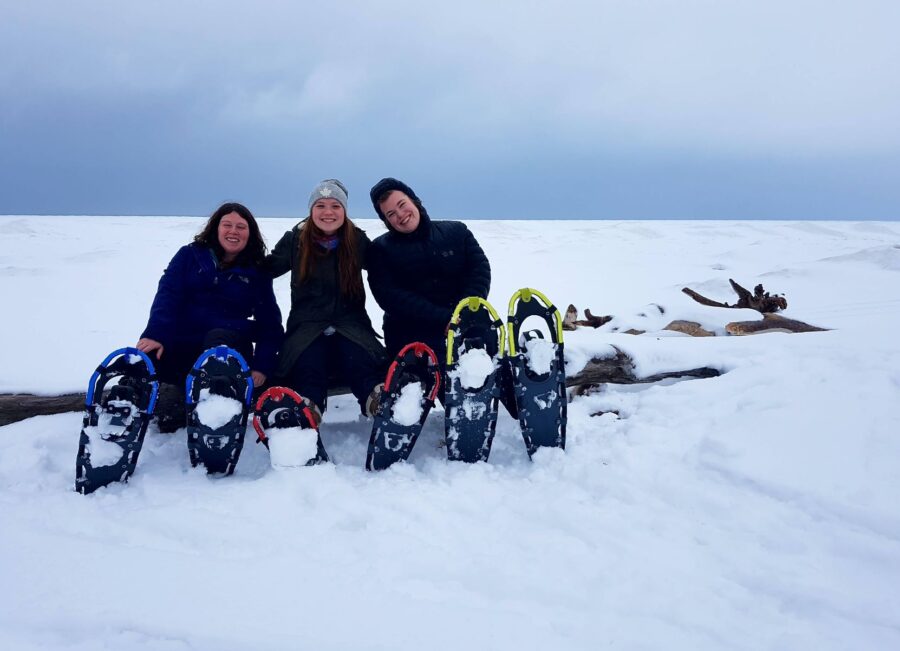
[379,190,420,234]
[311,198,346,236]
[217,211,250,261]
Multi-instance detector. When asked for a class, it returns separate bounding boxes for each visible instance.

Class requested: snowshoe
[506,288,567,456]
[253,386,328,468]
[444,297,506,463]
[75,347,159,494]
[366,342,441,471]
[186,346,253,475]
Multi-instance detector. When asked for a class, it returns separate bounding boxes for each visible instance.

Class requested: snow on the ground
[1,216,900,650]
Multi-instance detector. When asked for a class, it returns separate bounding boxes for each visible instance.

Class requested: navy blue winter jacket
[367,214,490,358]
[141,243,283,375]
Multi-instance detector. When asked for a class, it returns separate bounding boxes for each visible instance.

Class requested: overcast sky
[2,1,899,219]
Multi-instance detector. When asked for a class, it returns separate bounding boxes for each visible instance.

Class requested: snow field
[1,217,899,649]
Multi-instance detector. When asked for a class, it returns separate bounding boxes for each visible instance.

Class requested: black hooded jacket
[367,182,491,358]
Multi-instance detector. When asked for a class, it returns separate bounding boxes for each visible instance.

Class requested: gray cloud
[1,1,899,218]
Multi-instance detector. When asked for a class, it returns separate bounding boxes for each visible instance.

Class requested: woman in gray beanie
[265,179,386,424]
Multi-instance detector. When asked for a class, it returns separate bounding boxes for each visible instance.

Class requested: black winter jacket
[367,213,490,357]
[265,222,386,377]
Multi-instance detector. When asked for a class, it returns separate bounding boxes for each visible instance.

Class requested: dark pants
[286,333,383,414]
[154,329,252,385]
[154,329,253,431]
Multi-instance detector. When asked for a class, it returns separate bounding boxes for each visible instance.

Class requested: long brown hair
[297,216,364,300]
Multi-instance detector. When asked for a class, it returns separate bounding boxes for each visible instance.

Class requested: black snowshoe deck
[253,386,328,466]
[186,346,253,475]
[367,342,441,471]
[444,297,505,463]
[75,347,159,494]
[506,288,567,457]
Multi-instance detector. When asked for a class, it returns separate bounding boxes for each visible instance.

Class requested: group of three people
[135,178,491,432]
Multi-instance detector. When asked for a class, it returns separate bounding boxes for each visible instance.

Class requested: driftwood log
[565,347,719,387]
[682,279,787,313]
[726,313,829,335]
[563,304,613,330]
[0,348,720,426]
[0,393,85,427]
[0,385,353,427]
[663,320,715,337]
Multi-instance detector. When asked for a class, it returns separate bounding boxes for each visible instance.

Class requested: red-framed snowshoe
[366,342,441,471]
[253,386,328,467]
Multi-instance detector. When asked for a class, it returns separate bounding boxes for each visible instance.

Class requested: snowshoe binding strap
[185,345,253,407]
[253,386,320,448]
[384,342,441,403]
[506,288,564,355]
[446,297,505,366]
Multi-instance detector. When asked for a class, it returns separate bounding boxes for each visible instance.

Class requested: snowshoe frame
[506,288,567,456]
[75,347,159,494]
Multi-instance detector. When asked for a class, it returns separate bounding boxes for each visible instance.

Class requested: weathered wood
[726,314,829,335]
[730,279,788,312]
[575,308,613,328]
[0,393,86,426]
[682,279,787,313]
[565,348,720,387]
[563,304,578,331]
[664,320,715,337]
[0,384,355,427]
[2,346,723,426]
[681,287,730,309]
[564,304,614,330]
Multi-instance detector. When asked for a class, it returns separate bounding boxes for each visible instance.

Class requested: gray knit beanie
[308,179,348,213]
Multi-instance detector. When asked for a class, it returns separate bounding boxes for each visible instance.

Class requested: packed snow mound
[195,389,242,428]
[523,336,556,374]
[819,244,900,271]
[453,347,494,389]
[267,426,319,469]
[391,381,424,426]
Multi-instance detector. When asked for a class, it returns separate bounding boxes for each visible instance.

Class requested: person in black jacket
[137,202,284,431]
[367,178,491,368]
[266,180,386,422]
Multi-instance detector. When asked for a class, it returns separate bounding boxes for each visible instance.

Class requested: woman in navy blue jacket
[137,202,283,430]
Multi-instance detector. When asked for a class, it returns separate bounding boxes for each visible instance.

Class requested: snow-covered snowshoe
[186,346,253,475]
[506,288,567,456]
[366,342,441,471]
[444,297,506,463]
[253,386,328,468]
[75,347,159,495]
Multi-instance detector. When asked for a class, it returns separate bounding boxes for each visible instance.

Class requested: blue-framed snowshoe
[253,386,328,468]
[444,297,506,463]
[75,347,159,494]
[506,288,567,457]
[366,342,441,471]
[186,346,253,475]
